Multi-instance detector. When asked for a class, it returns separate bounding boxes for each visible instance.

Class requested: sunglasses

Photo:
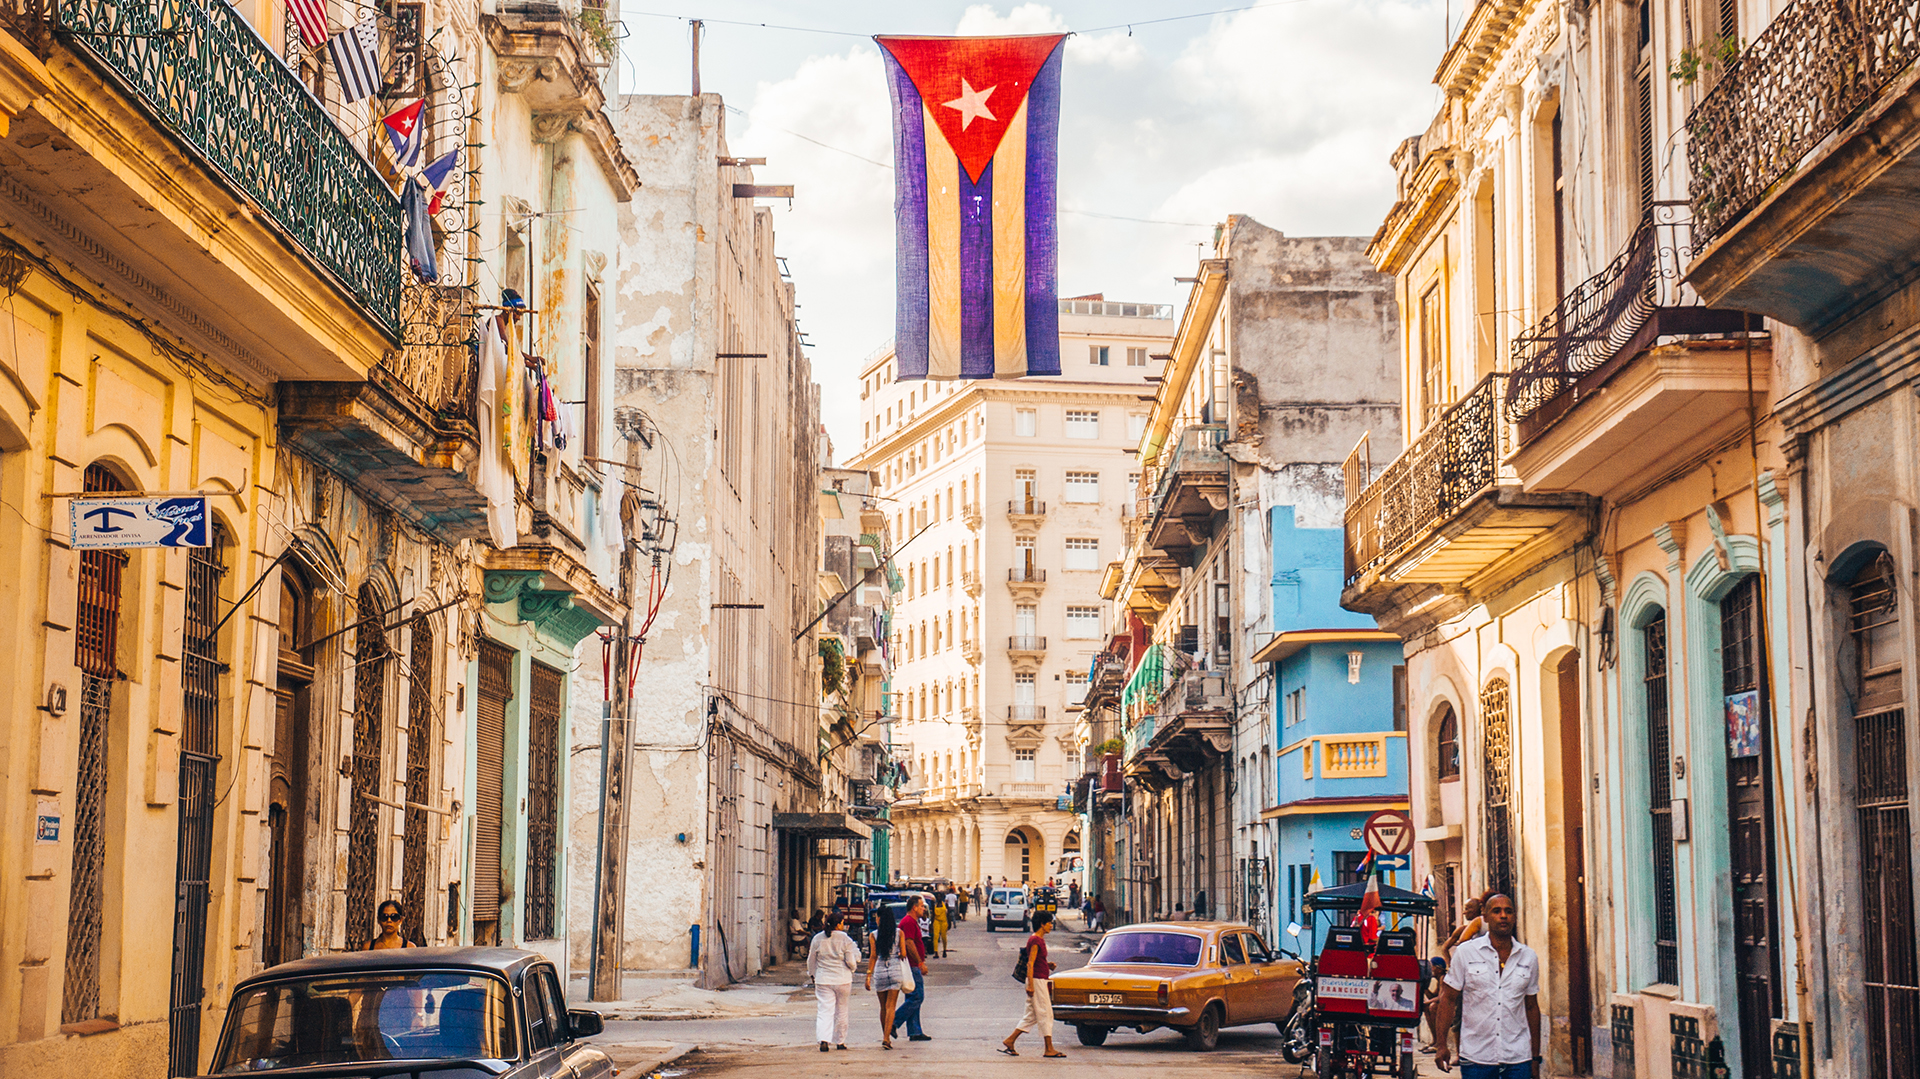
[379,913,402,922]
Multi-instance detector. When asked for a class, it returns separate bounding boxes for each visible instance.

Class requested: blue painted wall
[1270,505,1375,635]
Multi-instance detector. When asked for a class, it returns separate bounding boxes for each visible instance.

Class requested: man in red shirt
[892,896,932,1041]
[1000,911,1065,1058]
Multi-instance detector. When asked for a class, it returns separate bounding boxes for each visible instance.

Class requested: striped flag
[876,34,1066,381]
[327,17,382,104]
[285,0,327,48]
[382,99,425,169]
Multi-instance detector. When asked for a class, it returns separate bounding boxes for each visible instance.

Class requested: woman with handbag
[863,905,911,1049]
[1000,911,1065,1058]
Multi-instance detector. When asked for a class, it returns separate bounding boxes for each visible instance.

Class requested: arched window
[1436,705,1461,780]
[346,584,389,949]
[401,616,436,946]
[1480,679,1514,899]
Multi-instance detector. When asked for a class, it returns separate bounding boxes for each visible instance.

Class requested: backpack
[1012,943,1031,982]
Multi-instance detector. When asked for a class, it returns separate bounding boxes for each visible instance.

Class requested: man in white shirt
[1431,893,1540,1078]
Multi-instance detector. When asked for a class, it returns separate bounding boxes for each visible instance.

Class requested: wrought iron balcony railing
[1,0,48,52]
[1344,374,1505,581]
[1008,498,1047,516]
[1506,219,1662,422]
[1008,635,1047,652]
[1007,705,1046,722]
[1688,0,1920,246]
[1008,566,1046,583]
[55,0,403,338]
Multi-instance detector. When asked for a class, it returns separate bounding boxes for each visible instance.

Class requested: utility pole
[690,19,702,97]
[589,460,637,1000]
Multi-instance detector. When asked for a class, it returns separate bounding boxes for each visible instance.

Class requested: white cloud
[726,1,1447,455]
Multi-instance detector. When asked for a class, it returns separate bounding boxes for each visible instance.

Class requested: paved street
[597,914,1318,1078]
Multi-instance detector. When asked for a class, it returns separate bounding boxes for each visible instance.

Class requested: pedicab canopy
[1302,881,1437,917]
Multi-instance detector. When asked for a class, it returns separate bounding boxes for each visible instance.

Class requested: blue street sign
[1372,854,1411,871]
[70,496,209,549]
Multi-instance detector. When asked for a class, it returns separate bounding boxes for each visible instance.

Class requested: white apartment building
[850,298,1174,885]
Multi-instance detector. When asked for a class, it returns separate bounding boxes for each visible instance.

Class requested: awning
[772,812,873,840]
[1250,628,1400,665]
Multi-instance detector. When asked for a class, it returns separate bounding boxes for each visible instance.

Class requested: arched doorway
[265,570,316,965]
[1004,827,1042,883]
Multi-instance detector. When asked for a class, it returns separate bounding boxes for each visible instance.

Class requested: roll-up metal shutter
[473,640,514,942]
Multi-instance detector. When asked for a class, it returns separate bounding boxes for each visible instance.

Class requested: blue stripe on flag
[885,52,930,380]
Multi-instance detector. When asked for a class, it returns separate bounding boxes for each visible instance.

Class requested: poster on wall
[1725,689,1762,758]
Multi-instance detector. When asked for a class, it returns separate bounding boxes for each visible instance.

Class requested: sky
[612,1,1454,457]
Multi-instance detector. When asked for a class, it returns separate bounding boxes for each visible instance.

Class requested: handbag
[1012,944,1031,982]
[899,957,916,993]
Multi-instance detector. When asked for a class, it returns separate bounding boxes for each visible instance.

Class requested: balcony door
[1015,604,1036,640]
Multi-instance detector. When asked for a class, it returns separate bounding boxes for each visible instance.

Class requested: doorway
[1721,576,1781,1076]
[1546,650,1591,1073]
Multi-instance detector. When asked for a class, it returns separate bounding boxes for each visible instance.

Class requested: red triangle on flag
[878,34,1065,183]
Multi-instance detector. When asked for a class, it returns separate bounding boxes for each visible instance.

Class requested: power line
[624,1,1317,41]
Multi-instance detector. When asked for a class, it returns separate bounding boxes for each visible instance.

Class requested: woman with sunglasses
[366,900,419,950]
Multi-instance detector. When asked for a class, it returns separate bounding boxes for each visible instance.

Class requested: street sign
[1371,853,1410,871]
[1363,809,1414,856]
[70,496,209,549]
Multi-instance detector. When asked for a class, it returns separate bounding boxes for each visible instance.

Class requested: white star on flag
[943,78,998,130]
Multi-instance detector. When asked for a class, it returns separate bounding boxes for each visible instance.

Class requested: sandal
[1044,1052,1068,1059]
[999,1045,1019,1057]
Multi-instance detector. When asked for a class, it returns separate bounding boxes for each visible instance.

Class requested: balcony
[484,3,639,195]
[1685,0,1920,329]
[1504,211,1763,496]
[1007,565,1047,599]
[1007,498,1047,528]
[1008,635,1047,657]
[961,571,983,598]
[1144,424,1229,564]
[962,501,983,530]
[1007,705,1046,723]
[1342,375,1588,616]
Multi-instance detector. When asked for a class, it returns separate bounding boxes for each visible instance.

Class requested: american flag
[327,17,382,104]
[285,0,327,48]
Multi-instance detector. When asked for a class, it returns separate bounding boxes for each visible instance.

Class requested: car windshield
[213,972,518,1072]
[1091,931,1205,967]
[993,890,1020,904]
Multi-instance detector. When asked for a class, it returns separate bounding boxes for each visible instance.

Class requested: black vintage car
[202,947,611,1078]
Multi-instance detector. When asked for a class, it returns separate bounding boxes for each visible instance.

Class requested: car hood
[197,1058,513,1079]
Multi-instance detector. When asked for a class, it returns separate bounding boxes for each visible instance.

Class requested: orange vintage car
[1049,921,1305,1051]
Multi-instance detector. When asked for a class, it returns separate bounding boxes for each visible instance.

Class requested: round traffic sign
[1363,809,1413,856]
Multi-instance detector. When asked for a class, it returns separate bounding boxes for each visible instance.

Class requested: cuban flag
[383,100,425,170]
[876,34,1065,381]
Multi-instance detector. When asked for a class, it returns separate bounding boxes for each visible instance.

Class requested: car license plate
[1088,993,1124,1005]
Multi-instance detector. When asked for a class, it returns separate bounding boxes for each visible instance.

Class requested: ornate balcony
[1007,498,1047,529]
[1504,209,1765,498]
[1007,565,1046,599]
[1144,424,1229,564]
[1342,375,1587,617]
[53,0,401,336]
[961,571,983,598]
[961,639,982,665]
[1007,705,1046,723]
[962,501,983,530]
[1007,635,1047,656]
[1686,0,1920,328]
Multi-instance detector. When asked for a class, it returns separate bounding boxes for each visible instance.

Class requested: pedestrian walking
[1430,893,1541,1077]
[809,911,860,1052]
[1090,897,1106,932]
[931,895,950,958]
[892,896,933,1041]
[999,910,1064,1058]
[862,905,909,1049]
[958,885,971,921]
[1068,881,1080,910]
[943,886,959,927]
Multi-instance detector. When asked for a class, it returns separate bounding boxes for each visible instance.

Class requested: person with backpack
[999,910,1065,1058]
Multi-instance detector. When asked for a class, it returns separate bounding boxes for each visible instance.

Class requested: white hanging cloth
[475,316,518,549]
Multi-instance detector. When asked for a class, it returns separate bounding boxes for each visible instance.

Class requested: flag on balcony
[876,34,1065,381]
[421,149,459,215]
[328,17,383,104]
[382,100,425,170]
[285,0,327,49]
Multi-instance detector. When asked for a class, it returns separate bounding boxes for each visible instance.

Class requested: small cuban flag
[421,149,459,215]
[383,100,426,170]
[875,34,1066,381]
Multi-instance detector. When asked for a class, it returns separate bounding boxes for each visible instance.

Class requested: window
[1064,471,1099,503]
[1481,679,1515,899]
[1127,347,1148,367]
[1013,537,1037,579]
[1644,612,1680,986]
[1436,705,1460,779]
[1014,748,1037,782]
[1014,671,1036,700]
[1015,468,1038,510]
[1015,409,1036,436]
[1067,671,1088,705]
[1065,409,1099,439]
[1089,345,1109,366]
[1284,687,1305,727]
[525,664,563,940]
[1064,538,1099,571]
[1419,281,1447,426]
[1127,413,1148,441]
[1066,605,1101,638]
[1014,605,1037,639]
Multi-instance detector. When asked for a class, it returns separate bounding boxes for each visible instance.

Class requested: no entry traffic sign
[1363,809,1413,856]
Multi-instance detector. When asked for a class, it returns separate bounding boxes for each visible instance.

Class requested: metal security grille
[472,641,513,943]
[1645,614,1680,985]
[1480,679,1515,899]
[169,533,225,1076]
[401,618,434,947]
[1721,574,1782,1074]
[525,663,562,940]
[345,586,387,950]
[64,463,124,1024]
[1853,558,1919,1079]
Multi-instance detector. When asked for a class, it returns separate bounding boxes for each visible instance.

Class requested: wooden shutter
[472,640,514,938]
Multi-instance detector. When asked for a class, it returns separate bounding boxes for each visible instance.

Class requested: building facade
[600,92,830,992]
[1107,218,1401,928]
[851,299,1174,887]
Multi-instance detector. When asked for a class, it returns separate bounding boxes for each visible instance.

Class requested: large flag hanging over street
[876,34,1066,380]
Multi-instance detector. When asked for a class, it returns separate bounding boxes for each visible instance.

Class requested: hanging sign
[70,496,210,549]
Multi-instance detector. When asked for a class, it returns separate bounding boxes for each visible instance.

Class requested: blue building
[1249,507,1408,936]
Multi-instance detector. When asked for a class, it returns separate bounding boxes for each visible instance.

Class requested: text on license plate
[1088,993,1124,1004]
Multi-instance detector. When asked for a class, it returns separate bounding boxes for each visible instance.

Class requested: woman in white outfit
[809,911,861,1051]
